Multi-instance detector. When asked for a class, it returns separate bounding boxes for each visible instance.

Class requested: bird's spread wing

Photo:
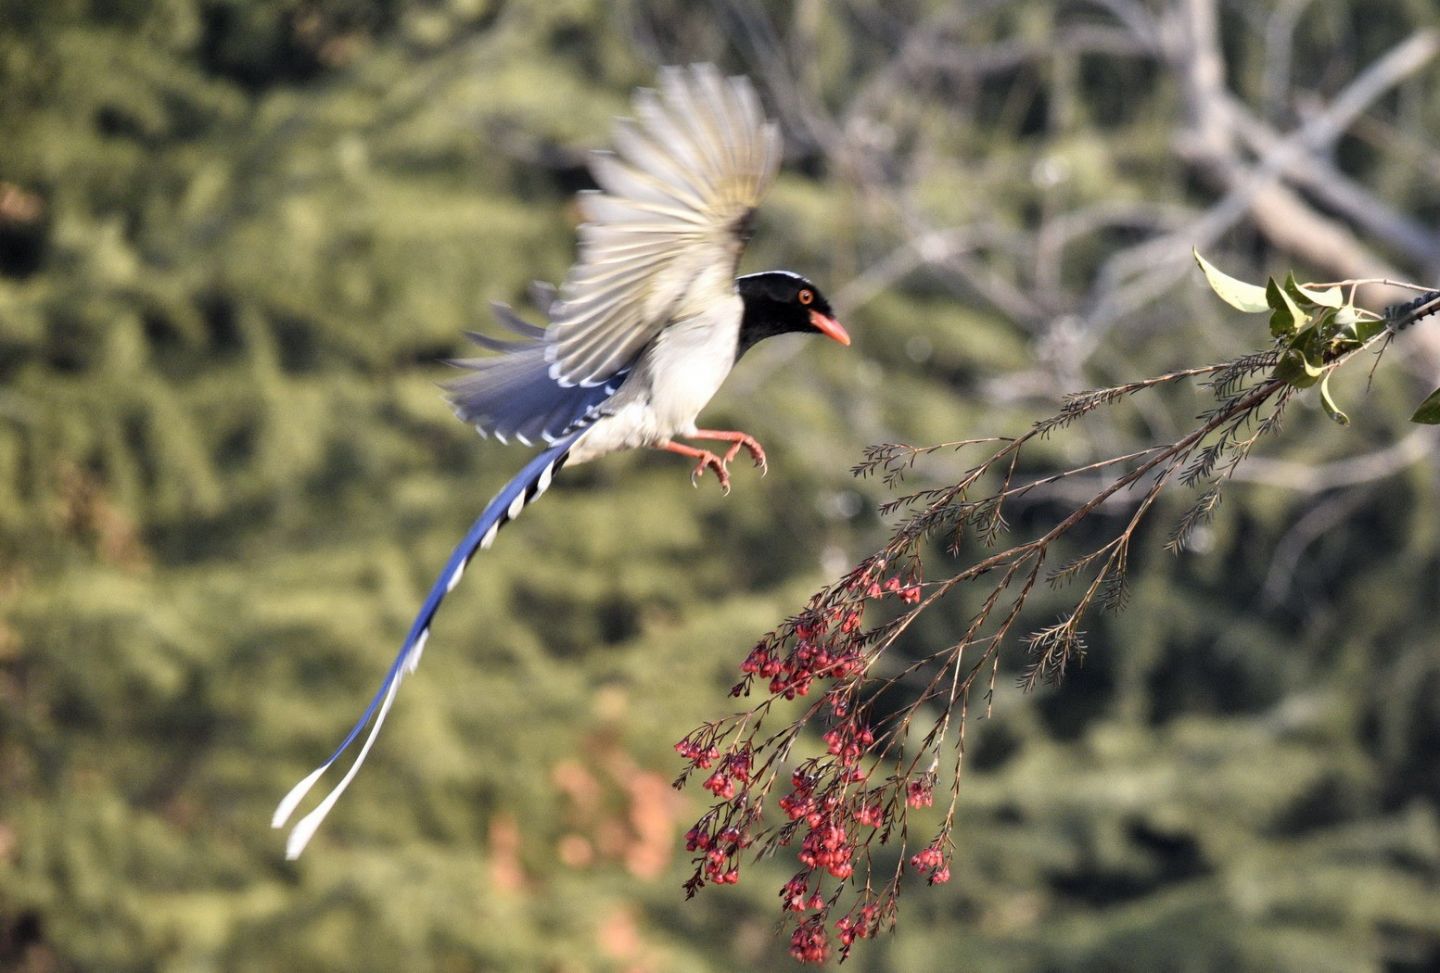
[545,64,782,388]
[445,302,626,446]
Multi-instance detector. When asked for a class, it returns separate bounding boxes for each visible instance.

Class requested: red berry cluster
[699,749,751,800]
[737,612,866,700]
[909,840,951,885]
[906,776,935,808]
[674,738,719,769]
[822,722,874,766]
[684,822,744,885]
[779,771,857,880]
[797,817,854,881]
[864,575,923,604]
[777,770,819,822]
[835,901,882,955]
[854,802,884,828]
[788,916,830,964]
[676,555,955,965]
[730,560,923,703]
[780,873,825,913]
[781,887,886,964]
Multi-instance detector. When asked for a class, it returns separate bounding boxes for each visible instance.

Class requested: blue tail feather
[273,431,582,858]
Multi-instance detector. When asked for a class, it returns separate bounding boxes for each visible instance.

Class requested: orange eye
[798,289,814,305]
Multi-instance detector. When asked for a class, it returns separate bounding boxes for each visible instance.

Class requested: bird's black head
[736,271,849,356]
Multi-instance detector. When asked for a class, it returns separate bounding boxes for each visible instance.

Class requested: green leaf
[1273,324,1326,388]
[1273,347,1323,388]
[1266,277,1307,337]
[1285,273,1344,309]
[1194,250,1270,313]
[1298,282,1344,308]
[1352,319,1387,343]
[1411,386,1440,424]
[1333,304,1388,344]
[1319,372,1349,425]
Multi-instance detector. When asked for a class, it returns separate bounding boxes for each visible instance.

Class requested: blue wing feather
[446,303,627,445]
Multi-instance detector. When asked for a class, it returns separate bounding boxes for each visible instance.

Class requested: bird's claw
[689,451,732,495]
[721,435,768,477]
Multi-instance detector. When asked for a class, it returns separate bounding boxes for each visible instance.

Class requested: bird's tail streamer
[272,431,582,859]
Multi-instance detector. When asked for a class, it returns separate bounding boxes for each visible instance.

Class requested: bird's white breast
[645,297,743,432]
[567,292,743,464]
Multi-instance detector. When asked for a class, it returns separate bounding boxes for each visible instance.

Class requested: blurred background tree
[2,0,1438,970]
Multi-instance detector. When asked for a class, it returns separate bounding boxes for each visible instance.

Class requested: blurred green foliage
[2,1,1439,970]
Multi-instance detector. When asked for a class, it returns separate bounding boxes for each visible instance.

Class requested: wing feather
[545,64,781,388]
[609,120,708,209]
[589,151,700,213]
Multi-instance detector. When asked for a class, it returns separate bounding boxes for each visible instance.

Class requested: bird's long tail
[272,432,581,859]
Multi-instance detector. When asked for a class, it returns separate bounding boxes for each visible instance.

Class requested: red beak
[810,309,851,346]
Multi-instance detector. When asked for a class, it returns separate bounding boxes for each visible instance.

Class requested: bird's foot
[689,451,732,495]
[721,435,767,476]
[691,430,768,477]
[658,440,733,495]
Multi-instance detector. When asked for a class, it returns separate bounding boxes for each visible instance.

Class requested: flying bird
[273,64,850,859]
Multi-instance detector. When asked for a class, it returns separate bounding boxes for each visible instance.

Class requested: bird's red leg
[657,440,732,494]
[687,430,768,476]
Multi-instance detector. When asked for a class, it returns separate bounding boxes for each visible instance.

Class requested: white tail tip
[275,672,403,859]
[273,764,330,830]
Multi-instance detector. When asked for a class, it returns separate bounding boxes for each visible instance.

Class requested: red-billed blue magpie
[273,64,849,858]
